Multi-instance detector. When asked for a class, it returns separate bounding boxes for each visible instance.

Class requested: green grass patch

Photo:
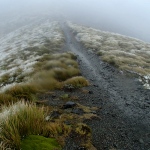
[21,135,61,150]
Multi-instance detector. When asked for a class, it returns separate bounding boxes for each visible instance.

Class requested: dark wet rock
[63,101,76,109]
[76,147,87,150]
[51,94,56,98]
[111,114,116,118]
[71,108,84,115]
[126,102,131,106]
[93,84,99,87]
[113,143,118,148]
[88,91,93,94]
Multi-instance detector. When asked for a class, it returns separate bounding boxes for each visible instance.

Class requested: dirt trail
[60,22,150,150]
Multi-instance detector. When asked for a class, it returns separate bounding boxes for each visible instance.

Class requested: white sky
[0,0,150,42]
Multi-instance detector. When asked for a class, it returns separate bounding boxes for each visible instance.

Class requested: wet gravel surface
[57,22,150,150]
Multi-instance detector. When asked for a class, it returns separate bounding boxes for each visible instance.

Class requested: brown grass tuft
[64,76,89,88]
[0,93,17,106]
[5,84,37,101]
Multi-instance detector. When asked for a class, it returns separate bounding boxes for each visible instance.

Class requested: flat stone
[63,101,76,109]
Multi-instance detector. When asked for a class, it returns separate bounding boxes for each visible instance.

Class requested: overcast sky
[0,0,150,42]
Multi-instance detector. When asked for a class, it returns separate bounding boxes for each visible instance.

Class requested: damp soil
[41,22,150,150]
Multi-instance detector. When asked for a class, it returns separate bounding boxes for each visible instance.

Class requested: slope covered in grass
[68,22,150,89]
[0,20,91,149]
[0,21,64,91]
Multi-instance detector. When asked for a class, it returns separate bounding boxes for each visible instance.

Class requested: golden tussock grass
[0,101,72,149]
[0,93,17,106]
[64,76,89,88]
[0,101,47,149]
[5,84,37,101]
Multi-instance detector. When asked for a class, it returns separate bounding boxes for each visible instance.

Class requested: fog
[0,0,150,42]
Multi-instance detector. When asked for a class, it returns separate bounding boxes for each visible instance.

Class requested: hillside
[0,20,150,150]
[68,21,150,89]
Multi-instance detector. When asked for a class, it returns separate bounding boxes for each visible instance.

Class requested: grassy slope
[0,21,92,150]
[68,22,150,89]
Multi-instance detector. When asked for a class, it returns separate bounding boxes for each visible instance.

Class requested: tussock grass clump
[53,68,80,81]
[0,73,11,85]
[0,101,73,149]
[75,123,91,137]
[64,76,89,88]
[31,71,62,91]
[30,52,82,91]
[0,101,46,149]
[0,93,17,106]
[43,122,71,143]
[70,123,93,149]
[5,84,37,101]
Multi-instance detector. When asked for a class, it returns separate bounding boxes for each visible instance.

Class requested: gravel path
[60,22,150,150]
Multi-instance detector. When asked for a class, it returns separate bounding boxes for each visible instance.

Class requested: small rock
[91,111,97,114]
[147,101,150,104]
[93,84,99,87]
[112,114,116,117]
[89,91,93,94]
[113,143,118,148]
[120,71,124,74]
[76,147,87,150]
[139,138,144,144]
[126,102,131,106]
[45,116,50,121]
[63,101,76,109]
[51,94,56,98]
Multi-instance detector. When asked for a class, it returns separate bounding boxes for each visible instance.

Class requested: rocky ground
[58,22,150,150]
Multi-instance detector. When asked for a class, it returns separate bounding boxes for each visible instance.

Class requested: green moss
[21,135,61,150]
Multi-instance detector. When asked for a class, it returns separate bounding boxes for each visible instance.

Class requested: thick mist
[0,0,150,42]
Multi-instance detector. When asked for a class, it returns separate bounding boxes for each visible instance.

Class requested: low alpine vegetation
[0,20,91,150]
[68,21,150,89]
